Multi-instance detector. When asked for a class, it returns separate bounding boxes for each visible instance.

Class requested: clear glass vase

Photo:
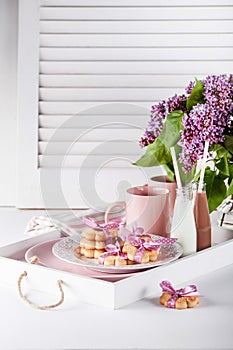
[170,184,197,256]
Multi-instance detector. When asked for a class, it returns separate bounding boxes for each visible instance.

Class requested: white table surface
[0,208,233,350]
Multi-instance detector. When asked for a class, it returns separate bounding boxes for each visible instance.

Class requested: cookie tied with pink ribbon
[120,227,177,264]
[97,227,178,265]
[160,280,202,310]
[98,241,129,266]
[77,216,124,259]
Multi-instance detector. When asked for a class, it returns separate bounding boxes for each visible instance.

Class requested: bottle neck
[193,182,207,193]
[176,184,193,200]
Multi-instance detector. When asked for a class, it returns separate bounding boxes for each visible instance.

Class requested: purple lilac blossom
[139,94,186,148]
[185,80,196,95]
[139,101,166,147]
[180,74,233,172]
[165,94,187,115]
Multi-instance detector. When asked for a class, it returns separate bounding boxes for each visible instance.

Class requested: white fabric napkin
[24,208,110,236]
[24,215,79,236]
[24,208,126,237]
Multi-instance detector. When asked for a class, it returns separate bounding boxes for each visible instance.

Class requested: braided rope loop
[18,271,64,310]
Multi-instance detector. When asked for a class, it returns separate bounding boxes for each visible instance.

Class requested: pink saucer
[25,238,137,282]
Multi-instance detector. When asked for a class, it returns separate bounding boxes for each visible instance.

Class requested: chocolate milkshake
[194,186,211,251]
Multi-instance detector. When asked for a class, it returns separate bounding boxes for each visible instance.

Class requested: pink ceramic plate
[25,239,136,282]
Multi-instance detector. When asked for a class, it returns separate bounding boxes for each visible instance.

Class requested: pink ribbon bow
[98,241,127,265]
[128,235,161,263]
[160,280,201,308]
[120,227,177,244]
[83,216,123,231]
[119,226,151,242]
[83,216,124,243]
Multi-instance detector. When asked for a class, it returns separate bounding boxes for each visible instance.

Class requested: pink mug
[105,185,170,237]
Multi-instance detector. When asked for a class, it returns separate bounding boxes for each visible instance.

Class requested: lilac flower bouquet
[135,74,233,212]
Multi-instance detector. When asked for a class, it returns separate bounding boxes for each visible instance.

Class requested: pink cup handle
[104,201,126,224]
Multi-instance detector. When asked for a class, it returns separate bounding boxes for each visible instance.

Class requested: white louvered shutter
[17,0,233,208]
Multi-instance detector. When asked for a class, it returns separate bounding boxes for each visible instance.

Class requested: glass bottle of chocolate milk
[193,183,211,251]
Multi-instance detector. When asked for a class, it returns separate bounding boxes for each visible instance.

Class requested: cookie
[122,242,137,256]
[81,227,118,241]
[160,292,199,310]
[80,238,106,250]
[75,246,105,259]
[101,255,116,266]
[98,249,130,266]
[94,249,106,259]
[148,249,160,262]
[115,256,128,266]
[160,292,172,306]
[122,241,160,264]
[186,296,199,308]
[80,247,95,258]
[175,297,188,310]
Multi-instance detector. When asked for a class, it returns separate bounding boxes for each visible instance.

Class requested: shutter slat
[40,7,233,20]
[40,47,233,61]
[40,20,233,34]
[39,87,185,101]
[39,141,143,155]
[40,33,233,48]
[39,102,150,115]
[39,128,143,141]
[39,101,153,114]
[40,61,233,75]
[38,155,139,168]
[40,0,233,7]
[39,115,148,128]
[39,74,194,88]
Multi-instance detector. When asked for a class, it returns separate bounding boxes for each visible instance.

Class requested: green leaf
[134,139,171,167]
[227,178,233,196]
[133,145,161,167]
[210,143,230,160]
[215,156,230,178]
[163,163,175,182]
[224,135,233,155]
[180,166,196,186]
[228,162,233,180]
[158,110,184,148]
[134,110,185,177]
[194,170,201,182]
[204,168,227,213]
[154,140,172,165]
[186,79,205,111]
[228,162,233,188]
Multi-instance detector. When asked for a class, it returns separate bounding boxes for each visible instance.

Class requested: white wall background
[0,0,18,206]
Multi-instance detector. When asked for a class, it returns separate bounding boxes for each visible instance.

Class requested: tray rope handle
[17,271,64,310]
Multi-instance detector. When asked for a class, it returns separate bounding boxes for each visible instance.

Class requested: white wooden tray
[0,228,233,309]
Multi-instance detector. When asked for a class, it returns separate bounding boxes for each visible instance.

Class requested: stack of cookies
[76,226,119,259]
[160,293,199,309]
[159,280,201,310]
